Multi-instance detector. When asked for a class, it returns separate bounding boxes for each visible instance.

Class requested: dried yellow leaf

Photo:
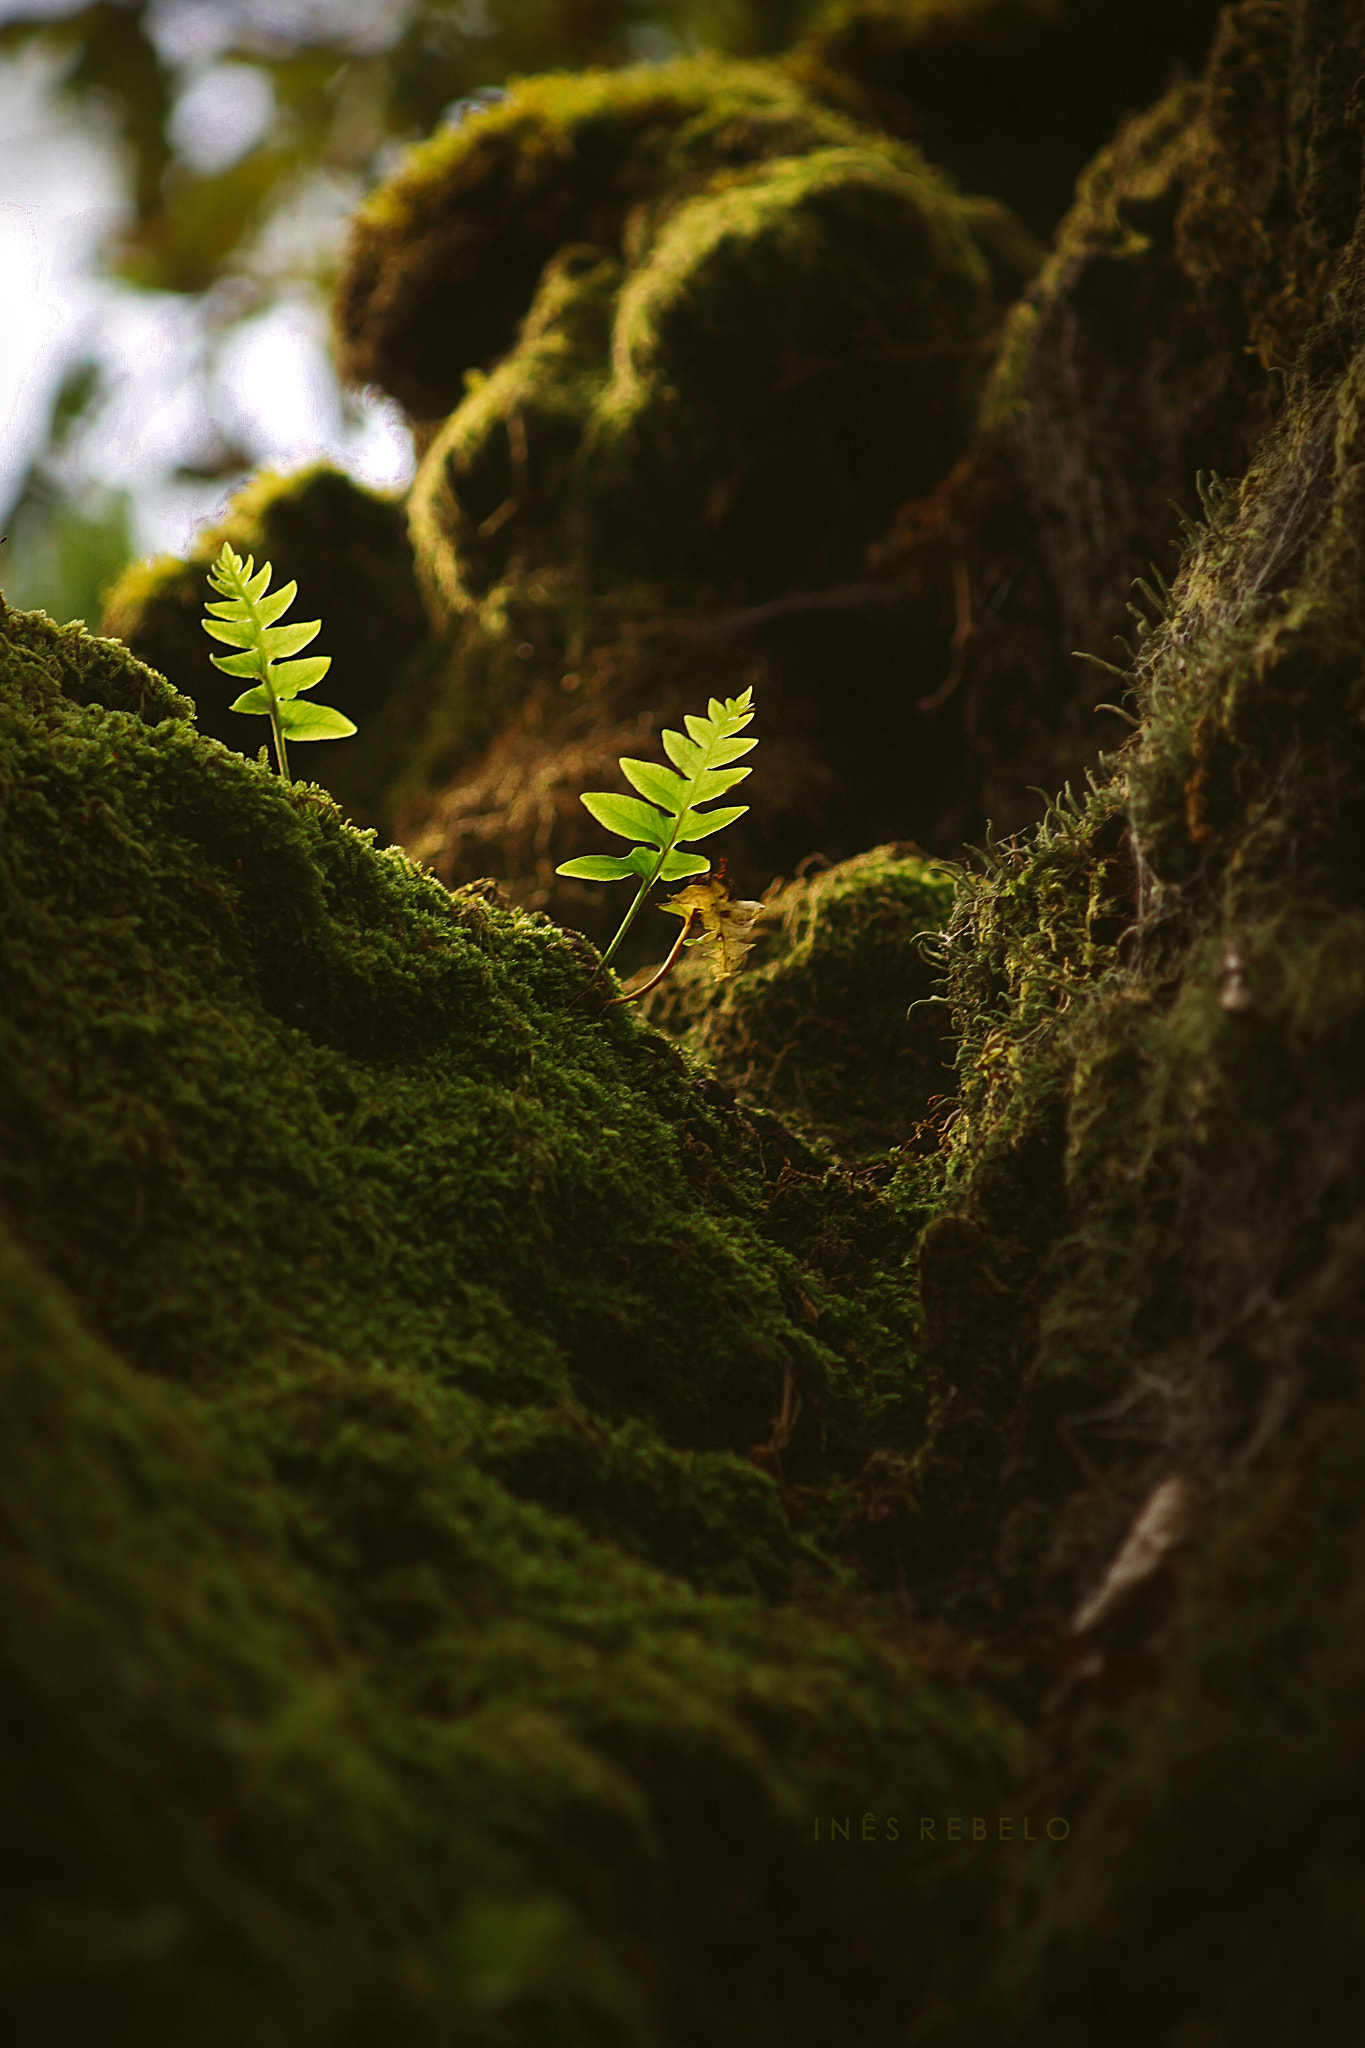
[661,869,765,982]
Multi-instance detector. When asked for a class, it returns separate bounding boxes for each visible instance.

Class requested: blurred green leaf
[0,472,135,627]
[1,3,172,220]
[0,0,818,305]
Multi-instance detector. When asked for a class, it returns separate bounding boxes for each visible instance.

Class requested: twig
[607,910,697,1005]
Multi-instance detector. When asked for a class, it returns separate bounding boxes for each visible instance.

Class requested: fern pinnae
[556,687,756,979]
[202,542,355,784]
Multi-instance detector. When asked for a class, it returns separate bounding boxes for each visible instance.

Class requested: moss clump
[101,464,436,834]
[334,54,1022,425]
[786,0,1225,239]
[879,7,1365,2025]
[643,844,958,1162]
[974,1,1297,663]
[329,54,1037,925]
[410,246,623,625]
[0,599,1026,2044]
[396,74,1035,614]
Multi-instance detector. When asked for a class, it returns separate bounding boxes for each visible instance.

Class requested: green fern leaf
[201,542,355,783]
[555,687,755,978]
[555,852,647,882]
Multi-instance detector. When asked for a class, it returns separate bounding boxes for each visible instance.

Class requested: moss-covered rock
[861,1,1311,852]
[327,53,1039,928]
[879,6,1365,2031]
[27,3,1365,2037]
[642,844,958,1161]
[402,113,1033,613]
[975,0,1298,663]
[786,0,1226,239]
[334,53,1034,446]
[101,464,436,835]
[0,598,1026,2044]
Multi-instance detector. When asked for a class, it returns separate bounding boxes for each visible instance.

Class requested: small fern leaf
[210,648,266,680]
[579,791,671,847]
[556,852,648,881]
[277,698,356,739]
[228,685,273,716]
[675,803,747,843]
[658,849,711,880]
[270,655,331,700]
[619,758,691,810]
[555,685,757,979]
[258,619,322,661]
[202,541,354,782]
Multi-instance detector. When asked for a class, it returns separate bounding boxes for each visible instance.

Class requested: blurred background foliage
[0,0,824,625]
[6,0,802,301]
[0,0,1222,629]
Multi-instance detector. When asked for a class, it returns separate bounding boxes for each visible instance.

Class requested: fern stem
[608,909,696,1005]
[264,672,292,785]
[598,794,695,974]
[597,871,655,975]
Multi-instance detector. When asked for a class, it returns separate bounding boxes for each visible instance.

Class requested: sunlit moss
[644,844,958,1161]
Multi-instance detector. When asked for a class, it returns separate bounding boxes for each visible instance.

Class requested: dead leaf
[1069,1473,1199,1637]
[661,869,764,981]
[747,1360,801,1474]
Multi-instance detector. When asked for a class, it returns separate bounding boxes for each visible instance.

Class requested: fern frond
[202,542,355,783]
[556,688,756,977]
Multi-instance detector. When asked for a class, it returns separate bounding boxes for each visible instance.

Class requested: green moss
[972,1,1298,667]
[579,143,1027,595]
[101,465,436,835]
[644,845,958,1162]
[786,0,1226,239]
[334,57,898,422]
[399,78,1035,616]
[323,51,1047,922]
[0,600,1026,2043]
[874,20,1365,2021]
[924,782,1130,1187]
[20,8,1365,2036]
[922,1398,1365,2047]
[411,248,623,624]
[369,54,1038,921]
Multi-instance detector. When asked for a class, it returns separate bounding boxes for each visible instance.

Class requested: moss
[334,57,913,422]
[340,53,1039,926]
[0,600,1027,2043]
[876,10,1365,2025]
[395,67,1037,633]
[786,0,1226,240]
[973,3,1298,664]
[410,248,623,624]
[101,465,436,835]
[860,1,1308,889]
[21,5,1365,2035]
[577,143,1029,596]
[643,844,958,1162]
[920,1398,1365,2047]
